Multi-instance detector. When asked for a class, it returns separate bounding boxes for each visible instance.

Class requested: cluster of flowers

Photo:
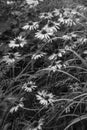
[1,2,87,130]
[2,5,86,66]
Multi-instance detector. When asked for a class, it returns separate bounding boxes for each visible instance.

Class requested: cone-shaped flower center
[9,54,15,59]
[44,13,49,16]
[28,22,33,25]
[41,30,47,34]
[15,39,20,44]
[48,22,54,27]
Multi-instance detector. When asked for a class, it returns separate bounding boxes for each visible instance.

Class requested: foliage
[0,0,87,130]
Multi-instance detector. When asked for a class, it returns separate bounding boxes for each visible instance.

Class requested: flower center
[64,16,69,19]
[41,30,47,34]
[44,13,48,17]
[9,54,15,59]
[15,39,20,44]
[44,96,49,100]
[27,84,31,88]
[28,22,33,25]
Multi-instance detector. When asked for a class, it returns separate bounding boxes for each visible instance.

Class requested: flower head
[22,81,37,92]
[10,98,24,113]
[25,118,44,130]
[62,33,77,40]
[26,0,39,8]
[58,16,76,26]
[69,83,80,92]
[2,52,21,65]
[22,21,39,31]
[32,52,46,60]
[52,8,61,17]
[32,118,44,130]
[39,12,53,19]
[7,1,15,5]
[9,36,27,48]
[35,29,53,42]
[48,53,57,60]
[43,20,60,33]
[36,90,54,107]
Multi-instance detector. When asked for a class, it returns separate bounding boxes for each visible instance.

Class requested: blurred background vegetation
[0,0,87,44]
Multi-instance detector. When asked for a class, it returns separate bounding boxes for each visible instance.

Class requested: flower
[10,101,24,113]
[9,36,27,48]
[43,20,60,33]
[69,83,80,92]
[7,1,14,5]
[62,34,71,40]
[48,53,57,60]
[36,90,54,107]
[2,52,21,65]
[22,21,39,31]
[77,37,87,44]
[35,29,53,42]
[63,8,71,17]
[32,118,44,130]
[39,12,53,19]
[25,118,44,130]
[22,81,37,92]
[58,16,76,26]
[52,8,61,17]
[62,33,77,40]
[76,5,87,12]
[26,0,39,8]
[47,60,63,72]
[48,65,58,72]
[32,52,46,60]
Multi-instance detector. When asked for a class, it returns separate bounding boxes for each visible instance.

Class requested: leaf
[3,123,11,130]
[64,114,87,130]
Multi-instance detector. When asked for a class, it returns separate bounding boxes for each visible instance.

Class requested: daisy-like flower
[52,8,62,17]
[58,49,66,56]
[22,21,39,31]
[76,5,87,12]
[58,16,76,26]
[63,8,71,17]
[26,0,39,8]
[36,90,54,107]
[47,60,63,72]
[65,105,74,114]
[10,98,24,113]
[56,61,63,69]
[62,33,77,40]
[2,52,21,65]
[22,81,37,92]
[35,29,53,42]
[48,65,58,72]
[31,118,44,130]
[32,52,46,60]
[43,20,60,33]
[71,9,78,15]
[39,12,53,19]
[7,1,15,5]
[48,53,57,60]
[77,37,87,44]
[25,118,44,130]
[9,36,27,48]
[62,34,72,40]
